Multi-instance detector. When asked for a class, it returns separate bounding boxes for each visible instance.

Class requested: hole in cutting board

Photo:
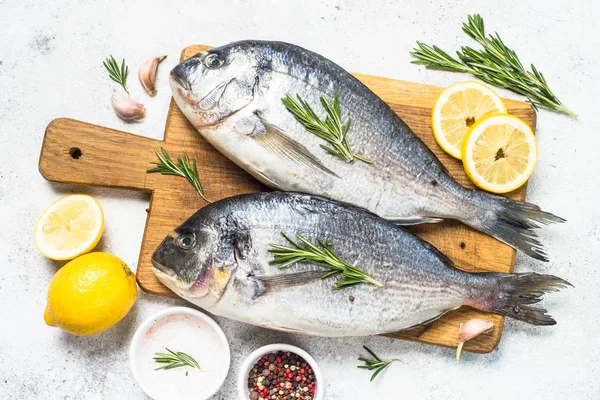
[69,147,82,159]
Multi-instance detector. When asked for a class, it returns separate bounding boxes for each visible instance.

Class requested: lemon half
[34,195,104,260]
[432,81,507,159]
[462,114,537,194]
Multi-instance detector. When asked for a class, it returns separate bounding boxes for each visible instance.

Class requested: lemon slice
[462,114,537,194]
[432,81,507,159]
[34,195,104,260]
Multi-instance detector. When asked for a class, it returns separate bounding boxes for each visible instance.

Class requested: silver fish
[152,192,569,337]
[169,40,564,261]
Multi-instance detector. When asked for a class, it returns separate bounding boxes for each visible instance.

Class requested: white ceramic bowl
[237,343,323,400]
[130,307,230,400]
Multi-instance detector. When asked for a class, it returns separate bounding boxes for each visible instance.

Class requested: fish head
[170,44,259,128]
[151,217,237,304]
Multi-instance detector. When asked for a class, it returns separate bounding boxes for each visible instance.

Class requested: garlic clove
[456,318,494,361]
[111,91,145,120]
[139,55,167,96]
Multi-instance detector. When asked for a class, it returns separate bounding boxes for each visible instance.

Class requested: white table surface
[1,0,598,398]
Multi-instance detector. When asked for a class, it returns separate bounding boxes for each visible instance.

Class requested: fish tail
[462,192,565,261]
[466,272,572,325]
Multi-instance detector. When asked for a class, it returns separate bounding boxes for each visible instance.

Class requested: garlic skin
[456,318,494,361]
[111,92,145,120]
[139,55,167,96]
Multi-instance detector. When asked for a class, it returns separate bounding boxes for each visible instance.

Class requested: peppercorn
[247,351,317,400]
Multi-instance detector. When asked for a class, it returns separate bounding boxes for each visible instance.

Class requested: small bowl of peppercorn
[237,343,323,400]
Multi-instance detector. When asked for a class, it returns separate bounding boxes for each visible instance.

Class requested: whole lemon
[44,252,137,335]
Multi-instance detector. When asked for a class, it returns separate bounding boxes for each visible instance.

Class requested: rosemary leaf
[147,147,211,203]
[103,55,129,95]
[269,233,382,290]
[410,14,576,117]
[282,93,372,163]
[153,348,200,371]
[410,42,474,73]
[357,346,400,382]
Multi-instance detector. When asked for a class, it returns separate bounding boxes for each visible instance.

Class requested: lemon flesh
[432,81,507,159]
[34,195,104,260]
[462,114,537,194]
[44,252,137,336]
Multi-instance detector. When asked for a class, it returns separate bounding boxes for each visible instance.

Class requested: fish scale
[151,192,569,336]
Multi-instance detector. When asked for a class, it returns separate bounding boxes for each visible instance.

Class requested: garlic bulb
[456,318,494,361]
[111,91,145,120]
[139,55,167,96]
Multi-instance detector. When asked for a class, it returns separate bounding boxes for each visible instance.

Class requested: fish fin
[414,237,456,268]
[388,218,455,268]
[250,169,284,190]
[253,115,338,177]
[467,272,572,325]
[253,271,324,296]
[398,309,454,331]
[407,134,452,175]
[389,216,444,225]
[259,322,310,334]
[427,149,451,175]
[460,193,565,262]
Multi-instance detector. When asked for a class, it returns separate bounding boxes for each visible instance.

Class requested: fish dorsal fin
[419,238,455,268]
[253,271,324,297]
[253,115,338,177]
[408,134,452,176]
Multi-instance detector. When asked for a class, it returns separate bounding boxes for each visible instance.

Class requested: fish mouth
[151,258,175,277]
[151,259,210,298]
[170,68,192,91]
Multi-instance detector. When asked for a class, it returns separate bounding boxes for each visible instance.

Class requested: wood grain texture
[38,44,536,353]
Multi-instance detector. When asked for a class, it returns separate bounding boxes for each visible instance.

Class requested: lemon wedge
[34,195,104,260]
[462,114,537,194]
[432,81,507,159]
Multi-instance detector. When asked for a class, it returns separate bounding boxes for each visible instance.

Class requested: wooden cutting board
[39,44,535,354]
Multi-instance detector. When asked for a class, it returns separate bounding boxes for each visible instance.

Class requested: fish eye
[204,54,224,69]
[176,234,196,250]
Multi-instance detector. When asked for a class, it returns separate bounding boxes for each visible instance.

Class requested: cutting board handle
[39,118,162,190]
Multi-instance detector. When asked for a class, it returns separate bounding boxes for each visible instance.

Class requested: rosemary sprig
[410,14,576,117]
[103,55,129,95]
[269,233,382,290]
[147,147,211,203]
[282,93,372,164]
[153,348,200,371]
[357,346,400,382]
